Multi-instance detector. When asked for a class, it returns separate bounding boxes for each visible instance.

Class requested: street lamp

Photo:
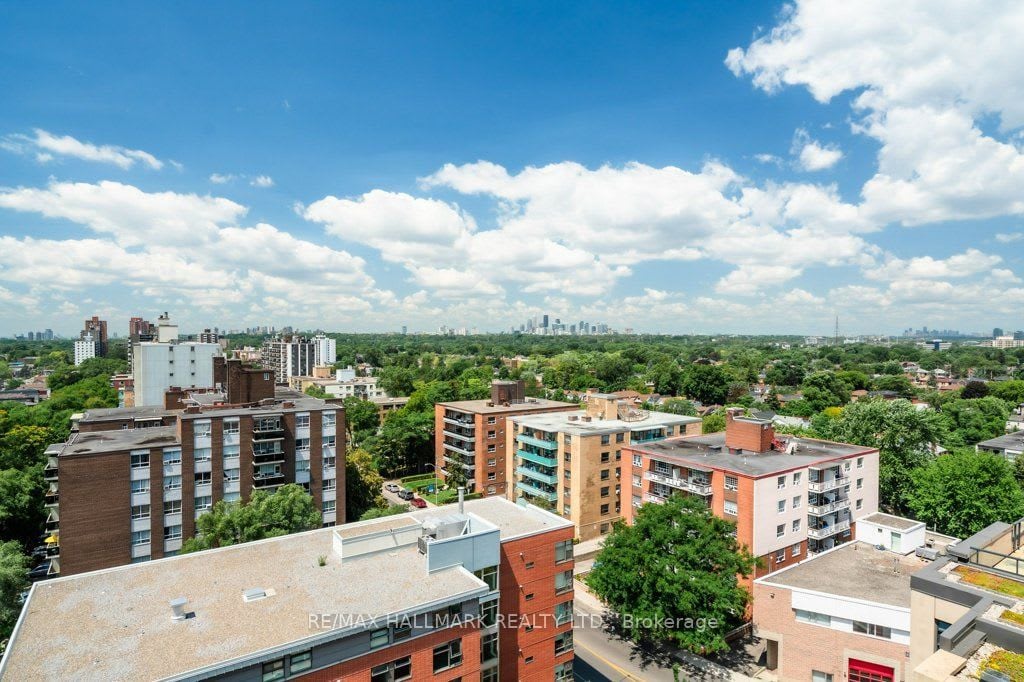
[424,463,440,506]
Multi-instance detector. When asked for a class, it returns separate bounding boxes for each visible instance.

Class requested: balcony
[807,498,851,516]
[43,464,58,481]
[443,441,475,457]
[253,469,285,489]
[45,509,59,532]
[644,471,712,496]
[44,489,59,507]
[644,491,668,504]
[253,450,285,465]
[807,519,851,539]
[807,475,850,493]
[443,415,474,427]
[517,466,558,485]
[516,433,558,450]
[516,480,557,502]
[517,449,557,467]
[253,419,284,435]
[631,430,667,444]
[443,455,476,471]
[442,428,475,443]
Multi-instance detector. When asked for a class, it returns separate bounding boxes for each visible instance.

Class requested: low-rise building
[45,359,345,577]
[976,432,1024,462]
[623,408,880,579]
[0,497,575,682]
[506,394,701,541]
[436,381,578,498]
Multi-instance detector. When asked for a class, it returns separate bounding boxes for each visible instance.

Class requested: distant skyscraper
[542,314,549,329]
[81,316,108,357]
[994,327,1005,337]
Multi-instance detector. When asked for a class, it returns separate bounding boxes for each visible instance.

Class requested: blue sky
[1,1,1022,336]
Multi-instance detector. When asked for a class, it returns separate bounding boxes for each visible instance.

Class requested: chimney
[724,408,775,454]
[458,487,465,514]
[169,597,188,621]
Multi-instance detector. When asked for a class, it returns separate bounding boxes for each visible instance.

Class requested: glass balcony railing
[516,480,557,502]
[516,433,557,450]
[517,449,558,467]
[516,466,558,485]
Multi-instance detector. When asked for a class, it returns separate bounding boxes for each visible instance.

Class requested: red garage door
[849,659,894,682]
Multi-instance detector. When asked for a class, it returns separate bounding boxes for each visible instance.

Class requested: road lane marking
[575,638,646,681]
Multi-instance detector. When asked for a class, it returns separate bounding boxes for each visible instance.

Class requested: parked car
[397,489,414,500]
[410,497,427,508]
[28,561,52,582]
[384,483,400,493]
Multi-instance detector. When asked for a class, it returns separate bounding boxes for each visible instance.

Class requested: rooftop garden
[953,565,1024,599]
[981,649,1024,681]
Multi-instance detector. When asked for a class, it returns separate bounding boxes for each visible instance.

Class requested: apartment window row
[474,565,498,592]
[432,638,463,673]
[370,655,411,682]
[261,650,312,681]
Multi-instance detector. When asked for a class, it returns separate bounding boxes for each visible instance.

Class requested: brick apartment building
[1,497,575,682]
[506,393,701,541]
[435,381,577,497]
[44,358,346,577]
[623,408,880,579]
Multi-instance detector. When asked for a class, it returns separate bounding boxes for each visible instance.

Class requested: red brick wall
[752,582,906,681]
[58,451,131,575]
[724,411,774,453]
[296,625,481,681]
[499,527,575,682]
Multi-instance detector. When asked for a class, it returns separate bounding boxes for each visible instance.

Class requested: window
[601,435,610,445]
[853,621,892,639]
[480,599,498,627]
[792,543,802,557]
[601,486,610,498]
[131,504,150,520]
[131,479,150,494]
[195,496,212,511]
[555,539,574,563]
[487,444,496,453]
[632,474,641,488]
[857,456,864,469]
[195,471,212,485]
[792,519,801,532]
[633,454,642,467]
[193,421,211,438]
[844,461,851,472]
[323,455,336,469]
[792,495,801,509]
[936,619,952,649]
[295,414,310,428]
[725,475,738,491]
[131,452,149,469]
[525,656,534,664]
[564,451,571,463]
[394,621,412,641]
[323,435,336,448]
[615,450,622,461]
[481,631,499,663]
[555,569,573,594]
[323,500,336,513]
[432,639,463,673]
[856,499,863,510]
[295,459,310,473]
[555,662,574,681]
[262,659,285,682]
[600,469,610,481]
[131,530,150,546]
[370,656,412,682]
[554,630,573,655]
[321,412,336,427]
[857,478,863,490]
[370,627,390,649]
[487,416,496,424]
[776,524,785,538]
[796,609,831,626]
[600,504,610,515]
[289,650,312,674]
[811,672,834,682]
[775,549,785,563]
[193,447,211,462]
[724,500,738,516]
[777,499,785,513]
[554,600,573,625]
[487,430,496,440]
[162,449,182,466]
[487,457,496,466]
[487,472,496,481]
[163,525,182,540]
[601,451,610,463]
[323,479,336,491]
[163,500,182,515]
[474,565,498,591]
[525,593,534,601]
[163,475,182,491]
[777,475,786,489]
[223,419,240,435]
[295,438,310,451]
[223,444,240,458]
[793,472,801,485]
[224,468,240,482]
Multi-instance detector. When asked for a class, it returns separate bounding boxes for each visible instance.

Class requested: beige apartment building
[506,394,701,541]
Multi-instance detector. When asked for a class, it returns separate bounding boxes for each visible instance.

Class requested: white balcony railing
[643,471,712,495]
[807,519,851,539]
[807,498,851,515]
[807,476,850,493]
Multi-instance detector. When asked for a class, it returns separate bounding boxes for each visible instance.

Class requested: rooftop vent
[568,415,578,421]
[242,587,275,603]
[169,597,194,621]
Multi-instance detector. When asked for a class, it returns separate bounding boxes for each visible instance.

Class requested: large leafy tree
[681,364,730,406]
[345,449,385,520]
[942,397,1011,447]
[342,396,380,444]
[0,540,29,644]
[589,495,754,654]
[182,484,320,552]
[372,408,435,476]
[907,450,1024,538]
[800,371,851,413]
[814,399,948,513]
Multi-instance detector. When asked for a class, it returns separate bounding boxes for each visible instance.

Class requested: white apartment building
[73,333,98,366]
[132,342,223,407]
[313,333,336,366]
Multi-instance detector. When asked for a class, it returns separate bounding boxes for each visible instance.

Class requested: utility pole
[834,315,840,345]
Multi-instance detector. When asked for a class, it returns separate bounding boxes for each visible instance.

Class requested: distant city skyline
[1,3,1022,334]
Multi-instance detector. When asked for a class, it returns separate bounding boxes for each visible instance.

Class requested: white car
[384,483,401,493]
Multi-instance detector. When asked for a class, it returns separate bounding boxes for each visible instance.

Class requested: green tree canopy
[342,396,380,444]
[800,371,851,413]
[681,364,730,405]
[345,448,385,520]
[941,397,1011,447]
[0,540,29,643]
[588,495,755,654]
[182,484,320,552]
[908,450,1024,538]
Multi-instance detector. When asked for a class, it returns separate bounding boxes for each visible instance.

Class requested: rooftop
[0,498,570,681]
[512,408,700,436]
[77,389,333,426]
[977,431,1024,451]
[630,431,875,478]
[438,397,577,415]
[758,541,929,607]
[60,425,180,456]
[860,512,925,531]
